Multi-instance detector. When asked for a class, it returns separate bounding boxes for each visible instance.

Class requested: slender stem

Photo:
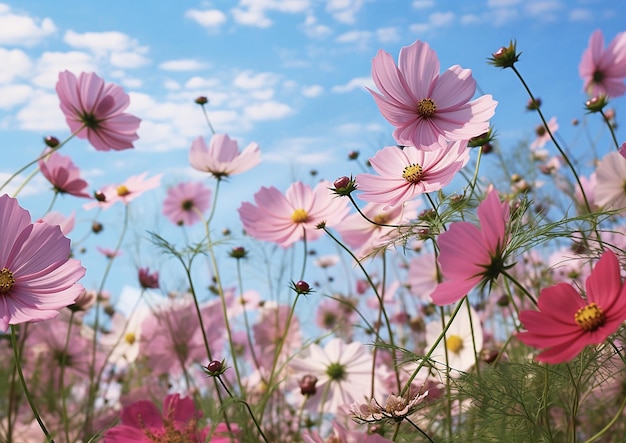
[599,109,620,151]
[200,104,216,135]
[405,417,435,443]
[501,269,538,307]
[59,312,75,443]
[582,392,626,443]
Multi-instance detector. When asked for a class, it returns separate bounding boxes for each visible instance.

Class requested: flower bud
[94,191,106,202]
[293,280,311,294]
[347,150,359,160]
[92,221,104,233]
[526,98,541,111]
[195,96,208,105]
[299,375,318,396]
[331,175,357,196]
[44,136,60,148]
[488,40,520,69]
[229,246,248,259]
[585,95,609,113]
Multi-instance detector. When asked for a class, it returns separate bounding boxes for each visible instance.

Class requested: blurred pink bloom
[431,189,510,306]
[98,247,122,259]
[303,421,392,443]
[618,142,626,159]
[238,181,350,248]
[38,150,91,198]
[579,30,626,98]
[162,181,211,226]
[138,267,159,289]
[0,194,85,331]
[189,134,260,179]
[39,211,76,235]
[518,250,626,363]
[357,142,469,208]
[85,172,162,210]
[595,151,626,211]
[408,252,438,302]
[369,40,497,150]
[529,117,558,151]
[103,394,211,442]
[56,71,141,151]
[254,303,302,370]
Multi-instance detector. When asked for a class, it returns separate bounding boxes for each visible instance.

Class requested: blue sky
[0,0,624,304]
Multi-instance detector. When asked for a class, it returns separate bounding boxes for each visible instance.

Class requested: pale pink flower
[348,392,428,423]
[98,247,122,259]
[253,303,301,370]
[430,189,511,306]
[85,172,162,210]
[162,181,211,226]
[356,141,469,208]
[529,117,558,151]
[189,134,260,179]
[238,180,350,248]
[518,250,626,363]
[39,211,76,236]
[369,40,497,150]
[38,150,91,198]
[0,194,85,331]
[595,151,626,211]
[56,71,141,151]
[579,30,626,98]
[408,252,438,302]
[103,394,211,442]
[303,421,392,443]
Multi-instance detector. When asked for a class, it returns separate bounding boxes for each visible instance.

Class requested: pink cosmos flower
[303,421,392,443]
[103,394,210,442]
[369,40,497,150]
[138,267,159,289]
[618,142,626,159]
[579,30,626,98]
[529,117,558,151]
[189,134,260,179]
[595,151,626,211]
[56,71,141,151]
[0,194,85,331]
[357,141,469,207]
[238,180,350,248]
[84,173,162,210]
[39,211,76,236]
[430,189,511,306]
[38,150,91,198]
[517,250,626,363]
[162,181,211,226]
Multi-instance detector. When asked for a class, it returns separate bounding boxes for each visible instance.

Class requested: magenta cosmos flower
[517,250,626,364]
[0,194,85,331]
[162,181,211,226]
[579,30,626,98]
[357,141,469,207]
[56,70,141,151]
[103,394,211,442]
[238,180,350,248]
[369,40,497,150]
[39,150,91,198]
[190,134,260,179]
[430,189,510,306]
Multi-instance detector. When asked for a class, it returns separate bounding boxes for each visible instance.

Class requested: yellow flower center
[574,302,606,332]
[373,213,389,225]
[124,332,136,345]
[402,164,423,183]
[417,98,437,118]
[117,185,131,197]
[291,208,309,223]
[0,268,15,293]
[446,335,464,353]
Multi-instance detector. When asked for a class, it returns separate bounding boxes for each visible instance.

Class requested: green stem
[599,109,620,151]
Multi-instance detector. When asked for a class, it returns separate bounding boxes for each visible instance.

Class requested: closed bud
[195,96,208,105]
[44,135,60,148]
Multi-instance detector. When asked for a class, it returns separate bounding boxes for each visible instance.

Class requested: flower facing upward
[0,194,85,331]
[162,181,211,226]
[369,40,497,150]
[56,71,141,151]
[356,141,469,208]
[238,181,350,248]
[430,189,511,306]
[189,134,260,179]
[579,30,626,98]
[517,250,626,364]
[38,150,91,198]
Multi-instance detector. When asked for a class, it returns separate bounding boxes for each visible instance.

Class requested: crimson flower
[0,194,85,331]
[162,181,211,226]
[138,267,159,289]
[39,150,91,198]
[430,189,511,305]
[579,30,626,98]
[56,70,141,151]
[517,250,626,364]
[369,39,497,150]
[189,134,260,179]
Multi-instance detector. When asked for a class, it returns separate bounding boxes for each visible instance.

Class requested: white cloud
[263,138,334,165]
[0,172,48,198]
[303,14,332,38]
[332,76,373,93]
[110,51,150,69]
[412,0,434,8]
[184,76,220,90]
[63,30,149,68]
[185,9,227,28]
[33,51,98,88]
[244,101,292,121]
[302,85,323,97]
[0,48,32,84]
[569,8,592,22]
[231,6,272,28]
[0,84,32,109]
[159,59,208,71]
[0,4,56,46]
[376,27,400,43]
[430,11,455,27]
[326,0,364,24]
[524,0,563,18]
[489,8,518,26]
[488,0,522,6]
[336,30,372,44]
[460,14,482,25]
[16,91,66,132]
[234,71,279,90]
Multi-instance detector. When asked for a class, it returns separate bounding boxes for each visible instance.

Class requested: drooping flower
[517,250,626,364]
[138,267,159,289]
[38,150,91,198]
[162,181,211,226]
[349,392,429,423]
[430,189,511,306]
[238,181,350,248]
[84,173,162,210]
[369,40,497,150]
[189,134,260,179]
[289,338,384,414]
[356,141,469,208]
[579,30,626,98]
[0,194,85,331]
[56,71,141,151]
[594,151,626,211]
[102,394,211,442]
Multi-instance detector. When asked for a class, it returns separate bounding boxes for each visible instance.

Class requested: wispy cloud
[0,4,56,46]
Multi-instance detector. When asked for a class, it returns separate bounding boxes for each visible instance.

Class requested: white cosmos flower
[595,151,626,211]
